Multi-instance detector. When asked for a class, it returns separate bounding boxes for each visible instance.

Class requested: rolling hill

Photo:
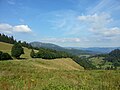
[0,42,84,70]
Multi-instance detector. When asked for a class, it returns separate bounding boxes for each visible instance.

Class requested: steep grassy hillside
[0,42,32,58]
[0,60,119,90]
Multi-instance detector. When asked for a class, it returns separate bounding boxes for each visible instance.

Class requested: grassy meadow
[0,59,120,90]
[0,42,120,90]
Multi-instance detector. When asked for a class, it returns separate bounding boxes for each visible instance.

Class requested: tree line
[30,48,72,59]
[0,33,32,49]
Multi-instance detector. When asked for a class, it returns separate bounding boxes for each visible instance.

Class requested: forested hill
[30,42,65,51]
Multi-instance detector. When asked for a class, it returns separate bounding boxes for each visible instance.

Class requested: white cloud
[13,25,31,33]
[99,27,120,37]
[51,11,120,44]
[78,13,112,28]
[78,13,120,38]
[40,37,81,43]
[0,23,13,34]
[49,3,120,47]
[0,23,32,34]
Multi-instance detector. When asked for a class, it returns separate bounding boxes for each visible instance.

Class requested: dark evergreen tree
[11,43,24,58]
[30,48,71,59]
[0,51,3,60]
[30,49,35,58]
[0,33,16,44]
[0,33,33,49]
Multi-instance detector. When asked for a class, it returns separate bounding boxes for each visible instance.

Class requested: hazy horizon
[0,0,120,47]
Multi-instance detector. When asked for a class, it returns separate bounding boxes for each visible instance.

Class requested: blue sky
[0,0,120,47]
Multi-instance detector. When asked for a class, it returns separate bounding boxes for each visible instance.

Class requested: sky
[0,0,120,47]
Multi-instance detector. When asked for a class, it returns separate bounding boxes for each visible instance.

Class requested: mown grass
[0,59,120,90]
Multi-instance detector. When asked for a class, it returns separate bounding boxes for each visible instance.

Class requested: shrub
[0,51,12,60]
[30,49,35,58]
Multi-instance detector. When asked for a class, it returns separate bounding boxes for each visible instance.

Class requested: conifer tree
[11,43,24,58]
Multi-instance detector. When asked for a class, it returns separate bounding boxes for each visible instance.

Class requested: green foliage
[31,48,71,59]
[72,56,97,69]
[0,33,16,44]
[11,43,24,58]
[0,51,2,59]
[89,54,108,58]
[0,33,32,49]
[29,48,96,69]
[104,49,120,68]
[30,49,35,58]
[0,51,12,60]
[21,41,33,49]
[88,49,120,69]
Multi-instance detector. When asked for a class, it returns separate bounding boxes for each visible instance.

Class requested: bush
[0,51,12,60]
[0,51,3,60]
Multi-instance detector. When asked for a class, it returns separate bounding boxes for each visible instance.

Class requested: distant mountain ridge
[67,47,120,53]
[30,42,65,51]
[30,42,120,55]
[30,42,96,55]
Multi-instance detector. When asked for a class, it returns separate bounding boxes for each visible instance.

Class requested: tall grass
[0,60,120,90]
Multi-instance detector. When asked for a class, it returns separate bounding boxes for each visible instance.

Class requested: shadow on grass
[16,58,28,60]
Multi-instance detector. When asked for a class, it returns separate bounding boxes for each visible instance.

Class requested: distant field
[89,57,115,69]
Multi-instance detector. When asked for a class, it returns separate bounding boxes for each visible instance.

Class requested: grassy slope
[0,42,120,90]
[29,58,84,70]
[0,60,119,90]
[0,42,83,70]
